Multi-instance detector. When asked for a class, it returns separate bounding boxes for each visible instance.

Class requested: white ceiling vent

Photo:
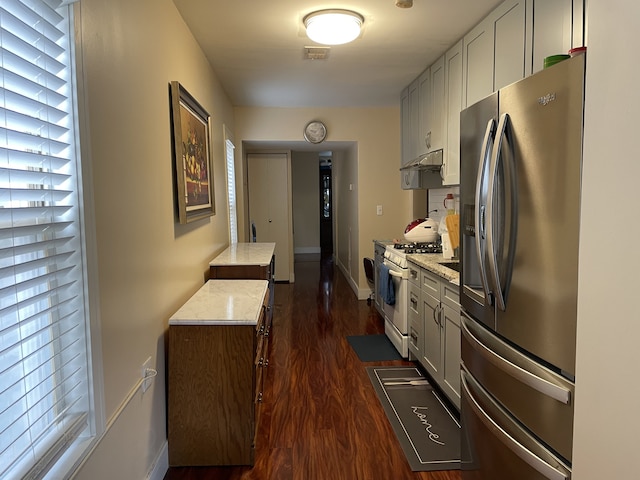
[304,46,331,60]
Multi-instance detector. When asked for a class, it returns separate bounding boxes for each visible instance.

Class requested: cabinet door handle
[410,294,418,310]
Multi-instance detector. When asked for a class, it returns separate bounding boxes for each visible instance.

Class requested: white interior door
[247,153,292,282]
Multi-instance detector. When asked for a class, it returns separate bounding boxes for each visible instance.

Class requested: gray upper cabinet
[408,78,420,161]
[400,86,410,167]
[494,0,526,90]
[462,17,494,109]
[428,56,446,154]
[400,0,585,187]
[527,0,584,75]
[463,0,526,108]
[444,40,463,186]
[417,69,430,158]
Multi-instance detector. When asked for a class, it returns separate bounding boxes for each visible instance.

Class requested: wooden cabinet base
[168,324,257,466]
[209,264,270,281]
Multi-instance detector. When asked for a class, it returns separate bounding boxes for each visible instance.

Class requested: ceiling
[172,0,504,109]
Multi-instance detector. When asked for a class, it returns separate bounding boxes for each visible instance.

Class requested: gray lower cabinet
[408,265,422,360]
[409,260,461,410]
[440,282,461,408]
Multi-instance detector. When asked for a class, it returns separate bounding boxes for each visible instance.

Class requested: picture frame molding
[169,81,215,224]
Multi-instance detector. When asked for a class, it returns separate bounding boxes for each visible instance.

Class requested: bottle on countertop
[444,193,456,215]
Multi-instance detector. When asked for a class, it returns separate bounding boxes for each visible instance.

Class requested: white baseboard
[335,258,367,300]
[294,246,321,254]
[146,441,168,480]
[358,286,374,301]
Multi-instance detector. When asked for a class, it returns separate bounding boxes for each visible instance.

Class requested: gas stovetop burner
[393,241,442,254]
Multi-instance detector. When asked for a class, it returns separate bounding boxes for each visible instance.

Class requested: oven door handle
[388,269,403,278]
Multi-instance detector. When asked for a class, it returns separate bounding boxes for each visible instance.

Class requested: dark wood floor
[164,255,461,480]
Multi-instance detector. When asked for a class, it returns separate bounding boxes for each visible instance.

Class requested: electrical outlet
[141,356,153,393]
[376,205,383,216]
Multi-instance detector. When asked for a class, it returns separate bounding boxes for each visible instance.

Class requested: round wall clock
[303,120,327,144]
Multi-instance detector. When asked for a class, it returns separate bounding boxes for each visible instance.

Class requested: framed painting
[169,81,215,224]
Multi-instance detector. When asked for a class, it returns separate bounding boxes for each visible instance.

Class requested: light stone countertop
[169,279,269,326]
[407,253,460,285]
[209,242,276,266]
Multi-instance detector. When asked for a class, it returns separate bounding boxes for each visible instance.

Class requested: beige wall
[235,107,416,295]
[64,1,639,478]
[291,152,321,254]
[332,145,360,285]
[73,0,233,477]
[573,1,640,477]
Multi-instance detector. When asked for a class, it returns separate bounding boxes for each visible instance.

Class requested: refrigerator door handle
[486,113,518,312]
[461,314,571,405]
[461,371,570,480]
[474,118,496,304]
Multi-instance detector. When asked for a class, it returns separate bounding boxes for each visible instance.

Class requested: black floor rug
[346,334,402,362]
[366,366,461,472]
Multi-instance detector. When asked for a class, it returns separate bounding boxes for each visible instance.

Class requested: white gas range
[382,241,442,358]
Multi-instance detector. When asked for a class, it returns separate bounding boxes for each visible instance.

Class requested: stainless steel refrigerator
[459,54,585,480]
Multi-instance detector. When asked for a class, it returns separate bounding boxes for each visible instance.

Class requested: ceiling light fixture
[396,0,414,7]
[303,9,364,45]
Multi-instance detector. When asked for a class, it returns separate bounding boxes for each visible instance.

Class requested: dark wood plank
[165,255,461,480]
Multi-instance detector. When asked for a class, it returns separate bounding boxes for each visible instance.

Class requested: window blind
[0,0,92,479]
[224,137,237,244]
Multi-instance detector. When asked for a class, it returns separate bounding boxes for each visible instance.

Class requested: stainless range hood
[400,149,444,172]
[400,149,443,189]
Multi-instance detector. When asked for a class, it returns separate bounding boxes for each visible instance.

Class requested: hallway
[164,255,461,480]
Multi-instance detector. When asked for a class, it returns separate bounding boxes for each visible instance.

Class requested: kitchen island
[209,242,275,281]
[167,279,270,466]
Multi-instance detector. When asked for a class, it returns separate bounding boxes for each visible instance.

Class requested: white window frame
[0,1,103,479]
[223,125,238,244]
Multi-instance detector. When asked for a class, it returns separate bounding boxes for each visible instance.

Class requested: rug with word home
[366,366,460,471]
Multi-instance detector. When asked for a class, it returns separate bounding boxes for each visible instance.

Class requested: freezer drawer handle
[461,372,569,480]
[461,316,571,405]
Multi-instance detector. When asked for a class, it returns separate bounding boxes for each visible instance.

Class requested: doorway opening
[320,158,333,255]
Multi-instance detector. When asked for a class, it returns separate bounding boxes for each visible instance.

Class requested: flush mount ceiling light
[303,9,364,45]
